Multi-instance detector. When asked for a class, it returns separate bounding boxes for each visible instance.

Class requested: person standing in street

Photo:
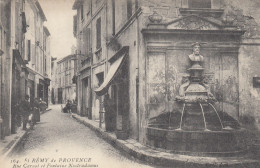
[33,98,40,123]
[104,93,116,132]
[20,95,31,130]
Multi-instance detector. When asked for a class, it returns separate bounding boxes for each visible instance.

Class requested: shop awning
[95,54,126,96]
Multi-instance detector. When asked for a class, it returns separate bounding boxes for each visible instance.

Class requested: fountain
[146,43,248,156]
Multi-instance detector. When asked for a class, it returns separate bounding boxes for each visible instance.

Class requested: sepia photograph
[0,0,260,167]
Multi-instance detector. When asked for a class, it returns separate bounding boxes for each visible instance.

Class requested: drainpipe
[136,6,140,141]
[0,48,3,139]
[90,0,93,119]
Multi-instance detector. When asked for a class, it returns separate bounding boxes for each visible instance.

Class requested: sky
[39,0,76,59]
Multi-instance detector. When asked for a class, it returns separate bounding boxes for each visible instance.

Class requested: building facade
[73,0,107,119]
[0,0,50,139]
[73,0,260,147]
[56,55,77,104]
[25,0,51,106]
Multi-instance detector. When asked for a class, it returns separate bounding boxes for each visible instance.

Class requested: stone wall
[224,0,260,125]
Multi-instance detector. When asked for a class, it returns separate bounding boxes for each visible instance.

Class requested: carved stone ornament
[148,11,163,23]
[167,15,221,30]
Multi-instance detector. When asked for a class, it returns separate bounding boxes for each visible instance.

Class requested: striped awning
[94,54,126,96]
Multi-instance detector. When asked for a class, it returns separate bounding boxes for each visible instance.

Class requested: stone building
[73,0,107,119]
[0,0,50,139]
[25,0,51,106]
[73,0,260,146]
[56,55,77,104]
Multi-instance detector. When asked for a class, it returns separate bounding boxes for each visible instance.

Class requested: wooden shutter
[27,40,31,62]
[96,18,101,49]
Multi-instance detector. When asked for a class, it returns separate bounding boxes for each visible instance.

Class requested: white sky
[39,0,76,59]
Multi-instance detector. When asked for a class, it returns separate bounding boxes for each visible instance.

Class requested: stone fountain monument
[147,43,249,156]
[175,42,221,131]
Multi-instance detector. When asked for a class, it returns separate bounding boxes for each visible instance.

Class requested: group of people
[62,99,76,113]
[16,95,47,130]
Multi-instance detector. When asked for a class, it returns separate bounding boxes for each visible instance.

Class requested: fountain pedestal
[147,43,248,156]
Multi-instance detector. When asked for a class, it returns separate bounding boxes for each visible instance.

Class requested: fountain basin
[146,127,249,157]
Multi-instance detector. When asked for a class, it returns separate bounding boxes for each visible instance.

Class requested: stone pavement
[72,113,260,168]
[0,108,52,158]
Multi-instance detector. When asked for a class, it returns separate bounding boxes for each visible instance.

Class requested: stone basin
[146,127,249,157]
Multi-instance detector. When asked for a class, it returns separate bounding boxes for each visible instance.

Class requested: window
[188,0,211,9]
[0,27,2,49]
[27,40,31,61]
[44,57,46,74]
[96,17,101,49]
[135,0,138,11]
[73,15,77,37]
[127,0,132,19]
[96,72,104,87]
[84,27,91,54]
[112,0,115,35]
[80,5,84,20]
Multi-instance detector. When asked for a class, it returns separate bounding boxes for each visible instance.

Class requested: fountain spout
[208,103,224,129]
[199,103,210,131]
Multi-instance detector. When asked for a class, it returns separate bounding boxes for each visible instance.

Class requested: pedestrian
[20,95,31,130]
[63,100,71,113]
[16,100,22,127]
[33,98,40,123]
[104,93,116,132]
[39,98,47,112]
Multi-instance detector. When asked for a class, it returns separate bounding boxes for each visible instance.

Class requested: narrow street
[10,105,152,168]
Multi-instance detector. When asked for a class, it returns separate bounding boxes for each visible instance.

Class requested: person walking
[32,98,40,124]
[20,95,31,130]
[104,93,116,132]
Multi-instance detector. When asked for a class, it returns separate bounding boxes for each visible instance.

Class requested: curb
[1,129,29,158]
[72,114,260,168]
[1,109,51,158]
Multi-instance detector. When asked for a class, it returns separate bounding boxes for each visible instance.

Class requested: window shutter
[73,15,77,37]
[127,0,132,19]
[96,18,101,50]
[87,28,91,54]
[28,40,31,62]
[32,44,36,65]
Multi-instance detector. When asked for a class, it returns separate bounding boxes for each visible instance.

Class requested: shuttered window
[81,5,84,20]
[27,40,31,62]
[127,0,132,19]
[84,27,91,55]
[96,17,101,49]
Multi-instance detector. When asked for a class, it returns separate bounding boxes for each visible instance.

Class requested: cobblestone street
[9,105,152,168]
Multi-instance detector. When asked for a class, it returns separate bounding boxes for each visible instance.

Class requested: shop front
[80,68,91,118]
[11,49,28,134]
[95,47,129,139]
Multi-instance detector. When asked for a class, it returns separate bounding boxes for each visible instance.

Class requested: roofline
[57,54,76,63]
[35,1,47,21]
[72,0,83,10]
